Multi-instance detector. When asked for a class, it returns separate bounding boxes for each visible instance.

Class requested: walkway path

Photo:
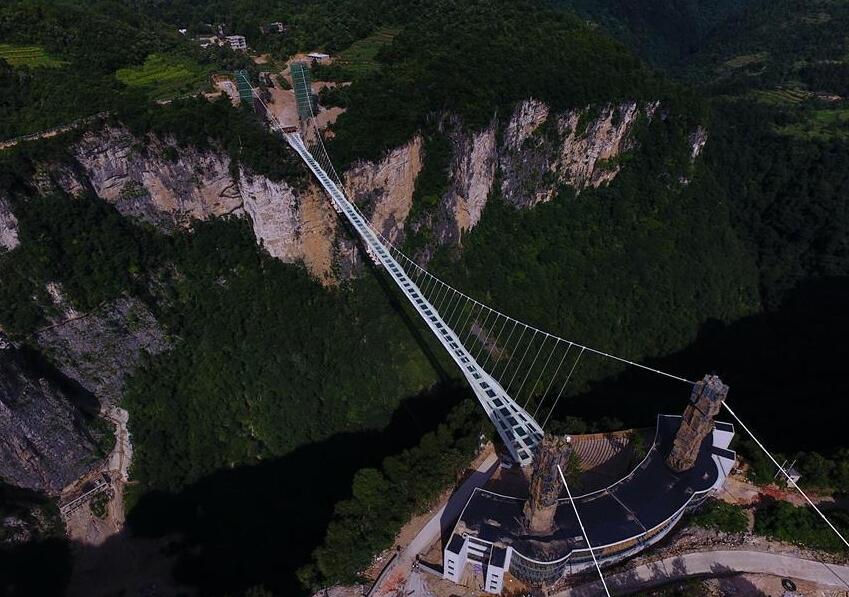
[369,452,500,596]
[0,112,108,150]
[558,550,849,596]
[404,452,499,561]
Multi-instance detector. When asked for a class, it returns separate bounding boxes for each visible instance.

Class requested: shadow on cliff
[56,379,472,597]
[14,343,102,424]
[555,276,849,452]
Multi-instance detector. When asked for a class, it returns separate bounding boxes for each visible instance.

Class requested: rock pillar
[523,434,571,534]
[666,374,728,472]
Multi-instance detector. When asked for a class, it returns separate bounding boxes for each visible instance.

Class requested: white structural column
[285,132,543,465]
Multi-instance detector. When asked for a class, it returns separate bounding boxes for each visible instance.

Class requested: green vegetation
[89,493,109,519]
[0,192,164,334]
[755,501,849,553]
[793,450,849,493]
[707,99,849,307]
[551,0,747,70]
[122,218,439,491]
[429,111,759,392]
[306,401,482,585]
[752,87,813,105]
[314,27,400,81]
[688,500,749,533]
[0,43,65,68]
[734,436,778,486]
[0,0,256,138]
[117,95,306,182]
[409,130,452,218]
[776,107,849,141]
[723,52,768,69]
[2,0,849,595]
[116,53,211,100]
[326,0,666,165]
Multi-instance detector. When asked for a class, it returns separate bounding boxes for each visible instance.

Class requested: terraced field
[0,44,66,68]
[754,87,813,105]
[116,53,211,100]
[329,27,401,79]
[724,52,768,69]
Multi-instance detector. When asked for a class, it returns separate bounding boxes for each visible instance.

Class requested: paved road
[558,550,849,596]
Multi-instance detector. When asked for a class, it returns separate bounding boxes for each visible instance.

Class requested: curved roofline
[565,413,667,501]
[456,416,737,566]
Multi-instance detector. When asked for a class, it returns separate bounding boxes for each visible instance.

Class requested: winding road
[557,550,849,596]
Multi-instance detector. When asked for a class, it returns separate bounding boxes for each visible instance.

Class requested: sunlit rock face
[45,100,703,282]
[0,194,19,251]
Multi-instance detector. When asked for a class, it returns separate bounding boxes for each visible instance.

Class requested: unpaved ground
[62,405,132,545]
[211,75,240,106]
[718,466,842,514]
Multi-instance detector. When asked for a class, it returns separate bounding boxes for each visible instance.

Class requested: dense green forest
[427,103,759,390]
[125,218,440,491]
[325,0,668,166]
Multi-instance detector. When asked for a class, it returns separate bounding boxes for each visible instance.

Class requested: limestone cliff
[436,121,499,246]
[44,100,702,281]
[34,294,170,406]
[0,193,19,251]
[412,100,673,247]
[65,127,243,229]
[344,135,423,246]
[499,100,651,208]
[0,347,102,495]
[55,126,341,284]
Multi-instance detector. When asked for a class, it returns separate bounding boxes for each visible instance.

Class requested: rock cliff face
[0,194,19,251]
[419,100,665,247]
[0,347,101,495]
[34,295,170,406]
[436,122,499,246]
[66,127,243,229]
[44,99,701,280]
[56,126,342,283]
[344,135,423,245]
[499,100,649,208]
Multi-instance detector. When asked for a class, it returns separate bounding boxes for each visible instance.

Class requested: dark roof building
[442,415,735,593]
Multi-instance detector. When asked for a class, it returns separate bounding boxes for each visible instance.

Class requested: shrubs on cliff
[124,218,438,491]
[688,500,748,533]
[0,193,163,334]
[755,500,849,553]
[305,400,482,586]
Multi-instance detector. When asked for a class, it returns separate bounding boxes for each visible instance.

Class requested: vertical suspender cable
[558,465,613,597]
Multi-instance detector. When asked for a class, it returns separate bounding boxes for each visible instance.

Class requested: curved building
[443,414,736,593]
